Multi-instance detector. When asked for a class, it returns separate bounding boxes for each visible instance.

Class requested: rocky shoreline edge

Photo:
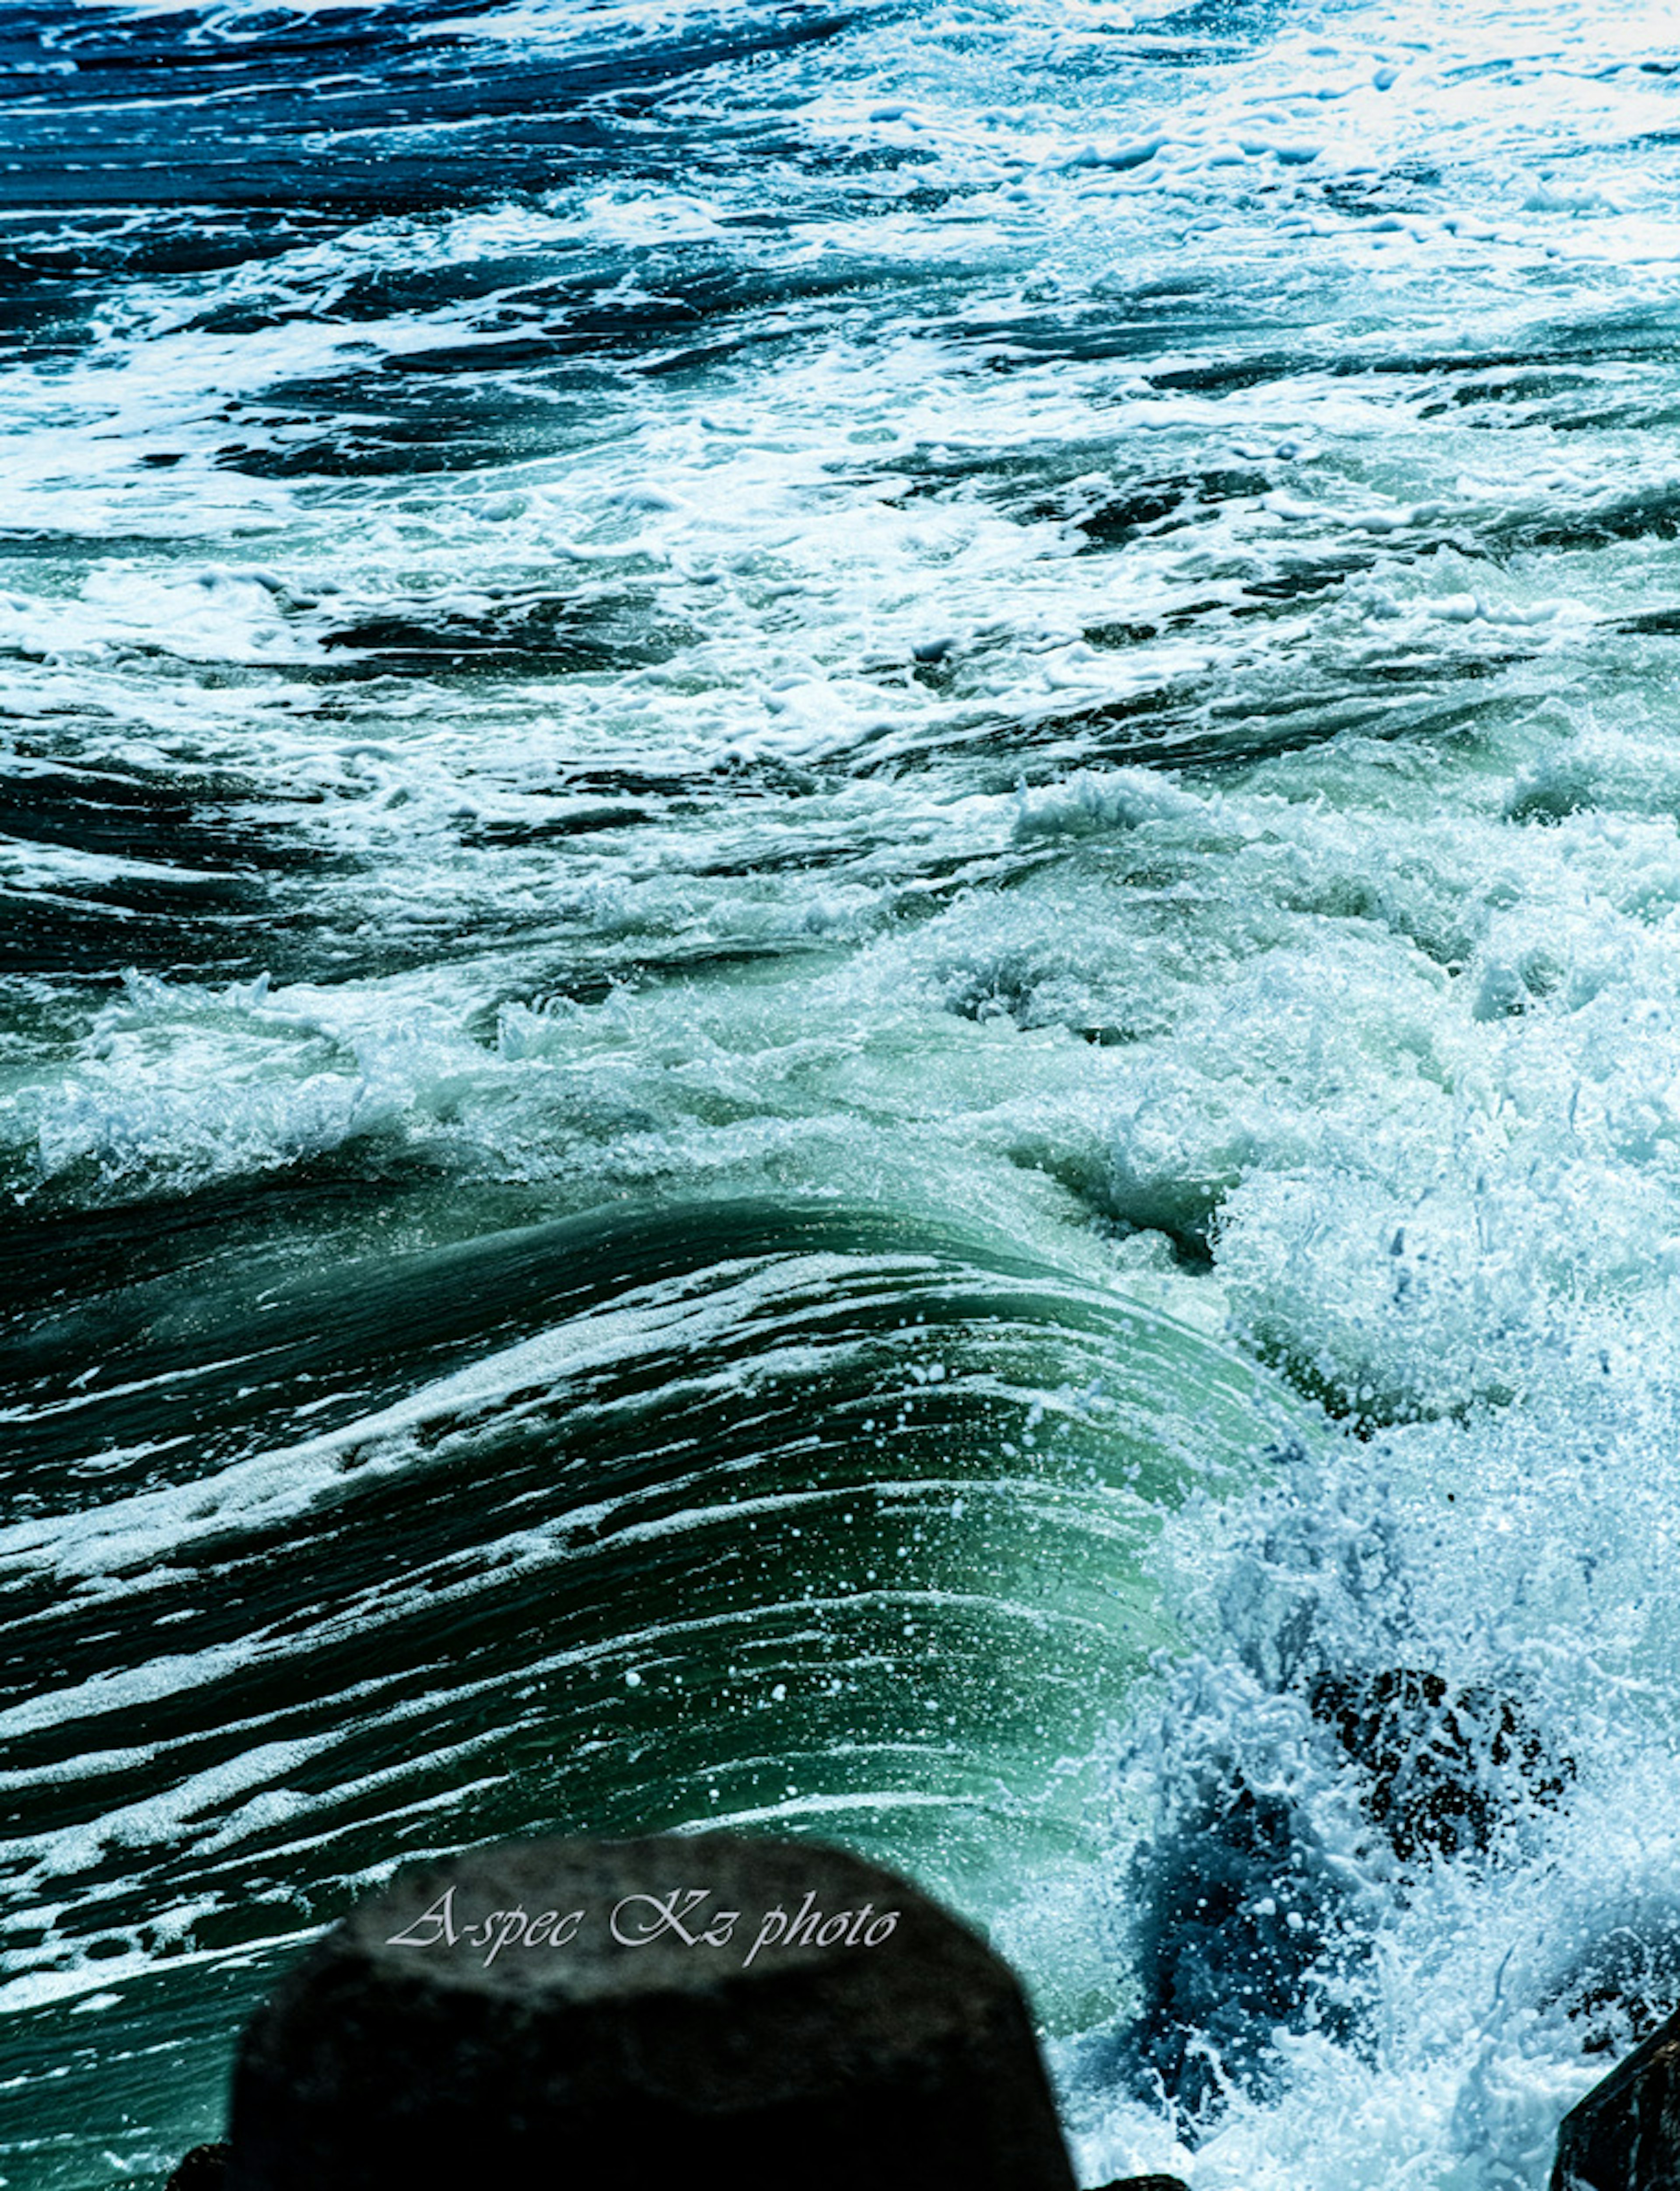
[151,1823,1667,2191]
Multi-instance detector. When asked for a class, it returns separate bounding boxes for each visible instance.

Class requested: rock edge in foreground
[210,1833,1078,2191]
[1554,2008,1680,2191]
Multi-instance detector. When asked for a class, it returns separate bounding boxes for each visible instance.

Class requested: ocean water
[5,0,1680,2184]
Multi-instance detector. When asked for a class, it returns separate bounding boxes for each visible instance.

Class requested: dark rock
[1309,1667,1571,1861]
[223,1833,1077,2191]
[165,2148,229,2191]
[1107,1659,1570,2136]
[1552,2007,1680,2191]
[1089,2177,1190,2191]
[1120,1763,1360,2125]
[1117,1654,1571,2130]
[1550,1913,1680,2058]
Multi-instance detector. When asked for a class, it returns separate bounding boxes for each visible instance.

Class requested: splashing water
[6,0,1680,2186]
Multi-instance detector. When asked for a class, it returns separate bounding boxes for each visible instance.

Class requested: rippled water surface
[7,2,1680,2185]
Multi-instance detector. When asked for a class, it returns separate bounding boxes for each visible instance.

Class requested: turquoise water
[6,2,1680,2184]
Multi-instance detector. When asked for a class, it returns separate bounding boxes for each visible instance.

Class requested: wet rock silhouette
[1309,1667,1571,1861]
[1120,1759,1362,2126]
[1550,1914,1680,2058]
[218,1833,1077,2191]
[1552,2007,1680,2191]
[1115,1658,1572,2131]
[165,2148,229,2191]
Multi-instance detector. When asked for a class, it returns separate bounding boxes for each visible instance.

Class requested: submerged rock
[1121,1760,1363,2124]
[1547,1908,1680,2058]
[1309,1667,1571,1862]
[1552,2009,1680,2191]
[1115,1659,1573,2131]
[221,1833,1077,2191]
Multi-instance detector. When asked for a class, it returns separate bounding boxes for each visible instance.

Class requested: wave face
[6,1,1680,2186]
